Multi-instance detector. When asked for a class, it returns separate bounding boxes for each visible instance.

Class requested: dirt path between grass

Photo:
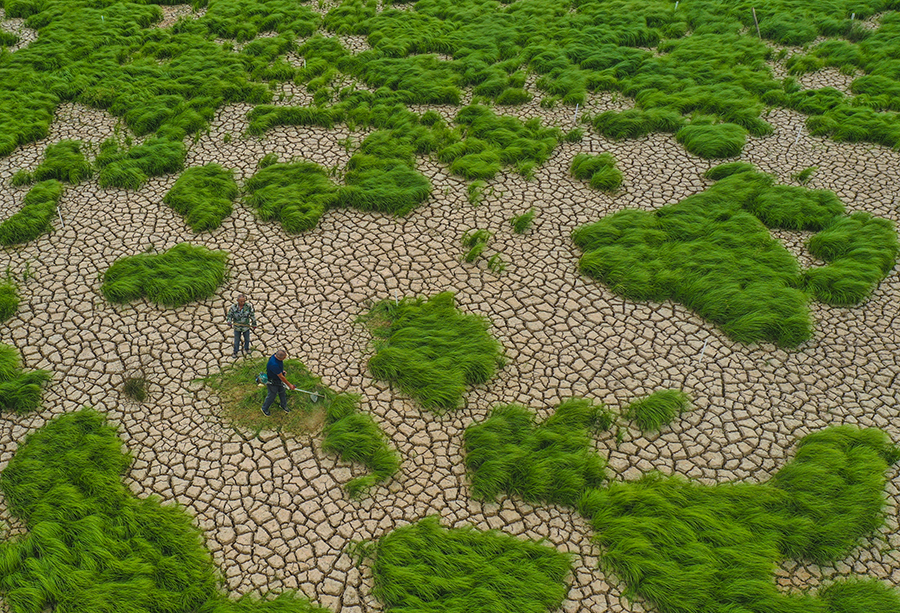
[0,84,898,612]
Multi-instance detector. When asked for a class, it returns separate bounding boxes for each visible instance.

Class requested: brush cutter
[290,387,322,402]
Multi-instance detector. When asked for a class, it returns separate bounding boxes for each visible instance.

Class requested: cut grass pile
[163,164,239,232]
[570,152,622,192]
[244,161,339,233]
[573,168,897,346]
[101,243,227,307]
[579,426,900,613]
[371,515,571,613]
[464,399,609,507]
[203,357,399,496]
[0,408,329,612]
[360,292,504,412]
[11,139,92,186]
[0,343,51,414]
[624,389,692,432]
[0,179,63,246]
[0,279,18,322]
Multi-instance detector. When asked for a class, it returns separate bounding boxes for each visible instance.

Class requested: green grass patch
[244,161,339,233]
[461,228,491,263]
[101,243,227,307]
[570,152,623,192]
[361,292,504,412]
[203,357,399,496]
[96,137,186,189]
[676,122,747,159]
[121,375,149,402]
[0,279,19,322]
[0,179,63,246]
[511,208,536,234]
[0,408,329,612]
[571,169,897,347]
[623,389,692,432]
[464,399,610,507]
[371,515,571,613]
[0,342,51,414]
[704,161,756,181]
[163,164,239,232]
[33,139,93,184]
[591,108,684,140]
[580,426,900,613]
[819,578,900,613]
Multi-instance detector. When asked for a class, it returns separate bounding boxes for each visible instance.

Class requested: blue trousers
[233,328,250,355]
[262,381,287,412]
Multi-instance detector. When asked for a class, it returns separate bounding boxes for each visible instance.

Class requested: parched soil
[0,72,899,611]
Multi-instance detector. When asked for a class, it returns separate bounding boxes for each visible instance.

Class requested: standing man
[226,294,257,358]
[262,349,296,416]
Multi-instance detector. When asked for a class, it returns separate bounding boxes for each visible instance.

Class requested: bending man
[262,349,296,416]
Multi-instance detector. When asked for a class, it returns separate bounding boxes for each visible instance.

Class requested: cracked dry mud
[1,60,899,613]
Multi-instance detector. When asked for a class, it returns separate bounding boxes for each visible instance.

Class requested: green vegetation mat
[573,168,898,347]
[101,242,228,307]
[11,139,92,186]
[570,152,622,192]
[371,515,571,613]
[360,292,504,412]
[464,399,611,507]
[0,409,330,613]
[580,426,900,613]
[244,161,338,233]
[0,342,51,414]
[163,164,239,232]
[0,279,18,321]
[624,388,693,432]
[0,180,63,246]
[203,357,399,497]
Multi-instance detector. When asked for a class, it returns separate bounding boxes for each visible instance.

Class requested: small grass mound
[624,389,693,432]
[203,357,399,496]
[101,243,227,307]
[0,179,63,246]
[461,228,491,263]
[0,279,18,322]
[371,515,571,613]
[464,399,610,507]
[244,161,338,233]
[163,164,239,232]
[361,292,504,412]
[676,122,747,159]
[14,139,93,185]
[591,109,684,140]
[580,426,900,613]
[0,409,328,612]
[0,343,51,414]
[570,152,622,192]
[96,137,186,190]
[511,208,536,234]
[122,376,149,402]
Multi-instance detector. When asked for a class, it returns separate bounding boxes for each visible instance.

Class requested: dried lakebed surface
[0,91,899,612]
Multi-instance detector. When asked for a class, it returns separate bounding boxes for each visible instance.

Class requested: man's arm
[277,372,295,390]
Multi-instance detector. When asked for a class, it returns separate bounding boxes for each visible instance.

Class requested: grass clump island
[0,409,330,613]
[360,292,504,412]
[203,357,399,497]
[10,139,93,186]
[570,152,623,192]
[0,343,51,414]
[0,180,63,246]
[624,388,693,432]
[0,279,19,322]
[244,161,339,234]
[101,243,228,308]
[464,398,611,507]
[367,515,571,613]
[163,164,239,232]
[573,167,898,347]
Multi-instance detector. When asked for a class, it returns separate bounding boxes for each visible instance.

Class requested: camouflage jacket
[226,302,257,330]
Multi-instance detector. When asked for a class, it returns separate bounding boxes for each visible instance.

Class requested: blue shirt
[266,355,285,384]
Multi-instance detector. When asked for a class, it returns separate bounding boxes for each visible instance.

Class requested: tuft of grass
[0,179,63,246]
[462,228,491,263]
[570,152,622,192]
[512,208,536,234]
[582,425,900,613]
[793,165,818,185]
[372,516,571,613]
[25,140,93,185]
[360,292,504,412]
[704,161,756,181]
[467,179,485,206]
[676,122,747,159]
[101,243,227,307]
[244,161,339,233]
[0,408,328,612]
[464,399,609,507]
[818,578,900,613]
[163,164,239,232]
[487,253,506,274]
[623,389,692,432]
[0,343,51,414]
[121,376,149,402]
[0,279,19,322]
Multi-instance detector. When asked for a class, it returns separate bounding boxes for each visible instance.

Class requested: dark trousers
[262,381,287,412]
[233,328,250,355]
